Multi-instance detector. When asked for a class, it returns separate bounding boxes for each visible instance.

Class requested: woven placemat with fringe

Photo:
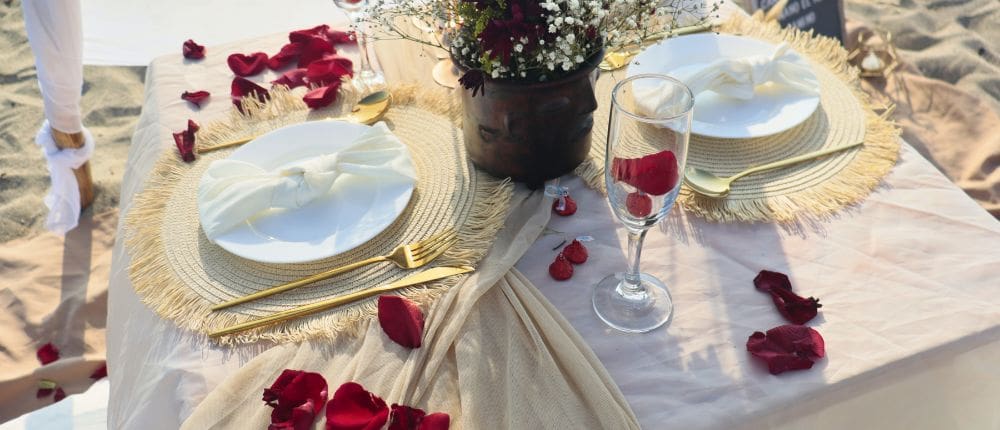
[124,85,512,344]
[574,13,901,223]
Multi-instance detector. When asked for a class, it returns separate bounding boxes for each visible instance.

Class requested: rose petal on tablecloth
[183,39,205,59]
[377,295,425,348]
[747,325,825,375]
[36,342,60,365]
[325,382,389,430]
[263,369,328,430]
[227,52,269,76]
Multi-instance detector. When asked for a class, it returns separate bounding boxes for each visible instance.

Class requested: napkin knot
[669,43,819,101]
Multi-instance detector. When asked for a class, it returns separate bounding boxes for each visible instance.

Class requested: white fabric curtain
[23,0,84,134]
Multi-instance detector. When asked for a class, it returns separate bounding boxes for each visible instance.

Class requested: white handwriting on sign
[753,0,825,21]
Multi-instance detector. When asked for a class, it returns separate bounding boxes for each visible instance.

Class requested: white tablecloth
[106,23,1000,430]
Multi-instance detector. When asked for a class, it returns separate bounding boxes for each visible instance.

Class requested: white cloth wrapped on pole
[34,121,94,236]
[23,0,84,133]
[197,122,417,241]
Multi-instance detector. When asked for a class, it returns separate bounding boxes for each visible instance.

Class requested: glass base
[432,60,460,89]
[593,272,674,333]
[354,70,387,96]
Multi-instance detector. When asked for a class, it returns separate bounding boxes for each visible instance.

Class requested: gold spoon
[599,22,715,72]
[197,91,392,154]
[684,141,864,198]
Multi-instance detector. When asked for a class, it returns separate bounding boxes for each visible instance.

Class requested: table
[106,15,1000,430]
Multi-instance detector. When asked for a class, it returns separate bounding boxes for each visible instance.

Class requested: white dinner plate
[627,33,820,139]
[208,121,415,264]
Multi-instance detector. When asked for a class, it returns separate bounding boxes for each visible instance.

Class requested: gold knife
[208,265,474,339]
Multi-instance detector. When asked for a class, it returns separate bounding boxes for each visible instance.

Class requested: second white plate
[628,33,820,139]
[209,121,415,264]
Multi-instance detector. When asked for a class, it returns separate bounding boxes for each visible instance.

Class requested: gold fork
[210,228,459,311]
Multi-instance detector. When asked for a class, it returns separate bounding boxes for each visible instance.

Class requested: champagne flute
[333,0,386,94]
[593,74,693,333]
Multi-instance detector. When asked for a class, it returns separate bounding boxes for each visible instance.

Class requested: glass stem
[350,12,375,78]
[621,229,648,295]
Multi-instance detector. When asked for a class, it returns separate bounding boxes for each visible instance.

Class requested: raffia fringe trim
[124,84,513,344]
[574,13,901,224]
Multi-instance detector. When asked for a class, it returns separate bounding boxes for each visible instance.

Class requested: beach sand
[0,0,141,243]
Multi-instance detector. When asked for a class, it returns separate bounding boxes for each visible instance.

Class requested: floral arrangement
[368,0,715,90]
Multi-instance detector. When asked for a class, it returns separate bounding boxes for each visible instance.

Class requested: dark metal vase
[459,53,601,188]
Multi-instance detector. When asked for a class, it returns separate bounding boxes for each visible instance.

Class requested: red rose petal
[231,77,270,112]
[303,83,343,110]
[183,39,205,59]
[325,382,390,430]
[747,325,825,375]
[388,404,426,430]
[753,270,792,293]
[297,36,335,68]
[561,240,588,265]
[90,362,108,380]
[417,413,450,430]
[625,192,653,217]
[173,119,199,163]
[269,42,303,70]
[53,387,66,402]
[377,295,425,349]
[290,24,331,44]
[263,369,329,430]
[327,29,356,45]
[611,150,679,196]
[36,388,53,399]
[227,52,269,77]
[548,254,573,281]
[273,68,309,89]
[753,270,822,325]
[552,195,577,216]
[181,90,210,108]
[306,56,354,86]
[37,342,60,365]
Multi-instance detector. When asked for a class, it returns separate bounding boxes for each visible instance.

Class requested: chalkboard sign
[750,0,847,44]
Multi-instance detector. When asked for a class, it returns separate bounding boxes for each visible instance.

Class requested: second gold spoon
[684,141,864,198]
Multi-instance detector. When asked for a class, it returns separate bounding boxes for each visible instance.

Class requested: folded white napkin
[35,121,94,236]
[635,43,819,118]
[198,122,416,241]
[673,43,818,100]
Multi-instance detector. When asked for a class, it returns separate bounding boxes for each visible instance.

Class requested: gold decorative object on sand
[847,30,900,80]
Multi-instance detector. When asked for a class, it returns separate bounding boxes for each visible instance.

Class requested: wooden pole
[50,128,94,210]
